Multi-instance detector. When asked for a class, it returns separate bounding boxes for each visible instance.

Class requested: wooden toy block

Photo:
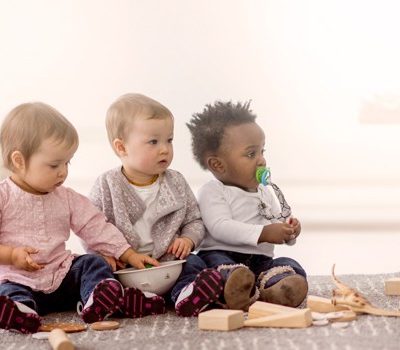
[244,308,312,328]
[247,301,298,319]
[307,295,350,313]
[198,309,244,331]
[385,278,400,296]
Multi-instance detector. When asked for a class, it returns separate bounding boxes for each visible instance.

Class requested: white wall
[1,0,400,229]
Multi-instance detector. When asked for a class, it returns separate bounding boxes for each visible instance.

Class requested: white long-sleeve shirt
[198,179,290,257]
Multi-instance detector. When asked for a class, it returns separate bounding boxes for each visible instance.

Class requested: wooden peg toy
[48,328,75,350]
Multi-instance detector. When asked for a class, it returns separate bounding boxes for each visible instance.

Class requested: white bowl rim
[114,259,186,275]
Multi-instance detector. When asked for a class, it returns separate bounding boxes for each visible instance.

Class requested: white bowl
[114,260,186,295]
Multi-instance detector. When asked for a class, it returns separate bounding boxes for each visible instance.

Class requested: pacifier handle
[256,166,271,186]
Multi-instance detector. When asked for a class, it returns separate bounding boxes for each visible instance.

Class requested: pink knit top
[0,178,130,293]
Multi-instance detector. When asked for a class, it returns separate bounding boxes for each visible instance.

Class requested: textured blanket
[1,272,399,350]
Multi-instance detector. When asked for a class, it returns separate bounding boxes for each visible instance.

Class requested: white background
[1,1,399,275]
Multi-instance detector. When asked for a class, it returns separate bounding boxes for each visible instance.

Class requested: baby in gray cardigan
[89,93,223,317]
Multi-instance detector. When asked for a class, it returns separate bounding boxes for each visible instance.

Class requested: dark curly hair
[187,101,257,169]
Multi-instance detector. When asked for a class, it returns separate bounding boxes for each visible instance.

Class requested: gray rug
[1,272,400,350]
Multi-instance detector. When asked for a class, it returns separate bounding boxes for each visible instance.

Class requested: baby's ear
[207,156,225,174]
[10,151,26,171]
[112,138,126,156]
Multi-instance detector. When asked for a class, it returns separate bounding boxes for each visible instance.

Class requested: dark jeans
[169,253,208,303]
[0,254,115,315]
[197,250,306,286]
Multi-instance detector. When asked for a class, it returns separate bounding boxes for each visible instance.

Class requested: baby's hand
[127,253,160,270]
[11,247,44,272]
[288,217,301,238]
[258,223,295,244]
[119,248,160,269]
[101,255,126,272]
[167,237,193,259]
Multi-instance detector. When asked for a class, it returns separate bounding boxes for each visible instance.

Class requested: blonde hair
[106,93,173,154]
[0,102,79,171]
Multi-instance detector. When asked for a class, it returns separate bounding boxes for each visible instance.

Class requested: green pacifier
[256,166,271,186]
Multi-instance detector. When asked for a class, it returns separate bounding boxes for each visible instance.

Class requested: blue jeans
[0,254,115,315]
[169,253,208,303]
[197,250,306,286]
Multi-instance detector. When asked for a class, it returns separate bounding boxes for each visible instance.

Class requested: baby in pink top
[0,102,164,334]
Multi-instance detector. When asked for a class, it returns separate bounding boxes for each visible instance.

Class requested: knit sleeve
[88,174,117,227]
